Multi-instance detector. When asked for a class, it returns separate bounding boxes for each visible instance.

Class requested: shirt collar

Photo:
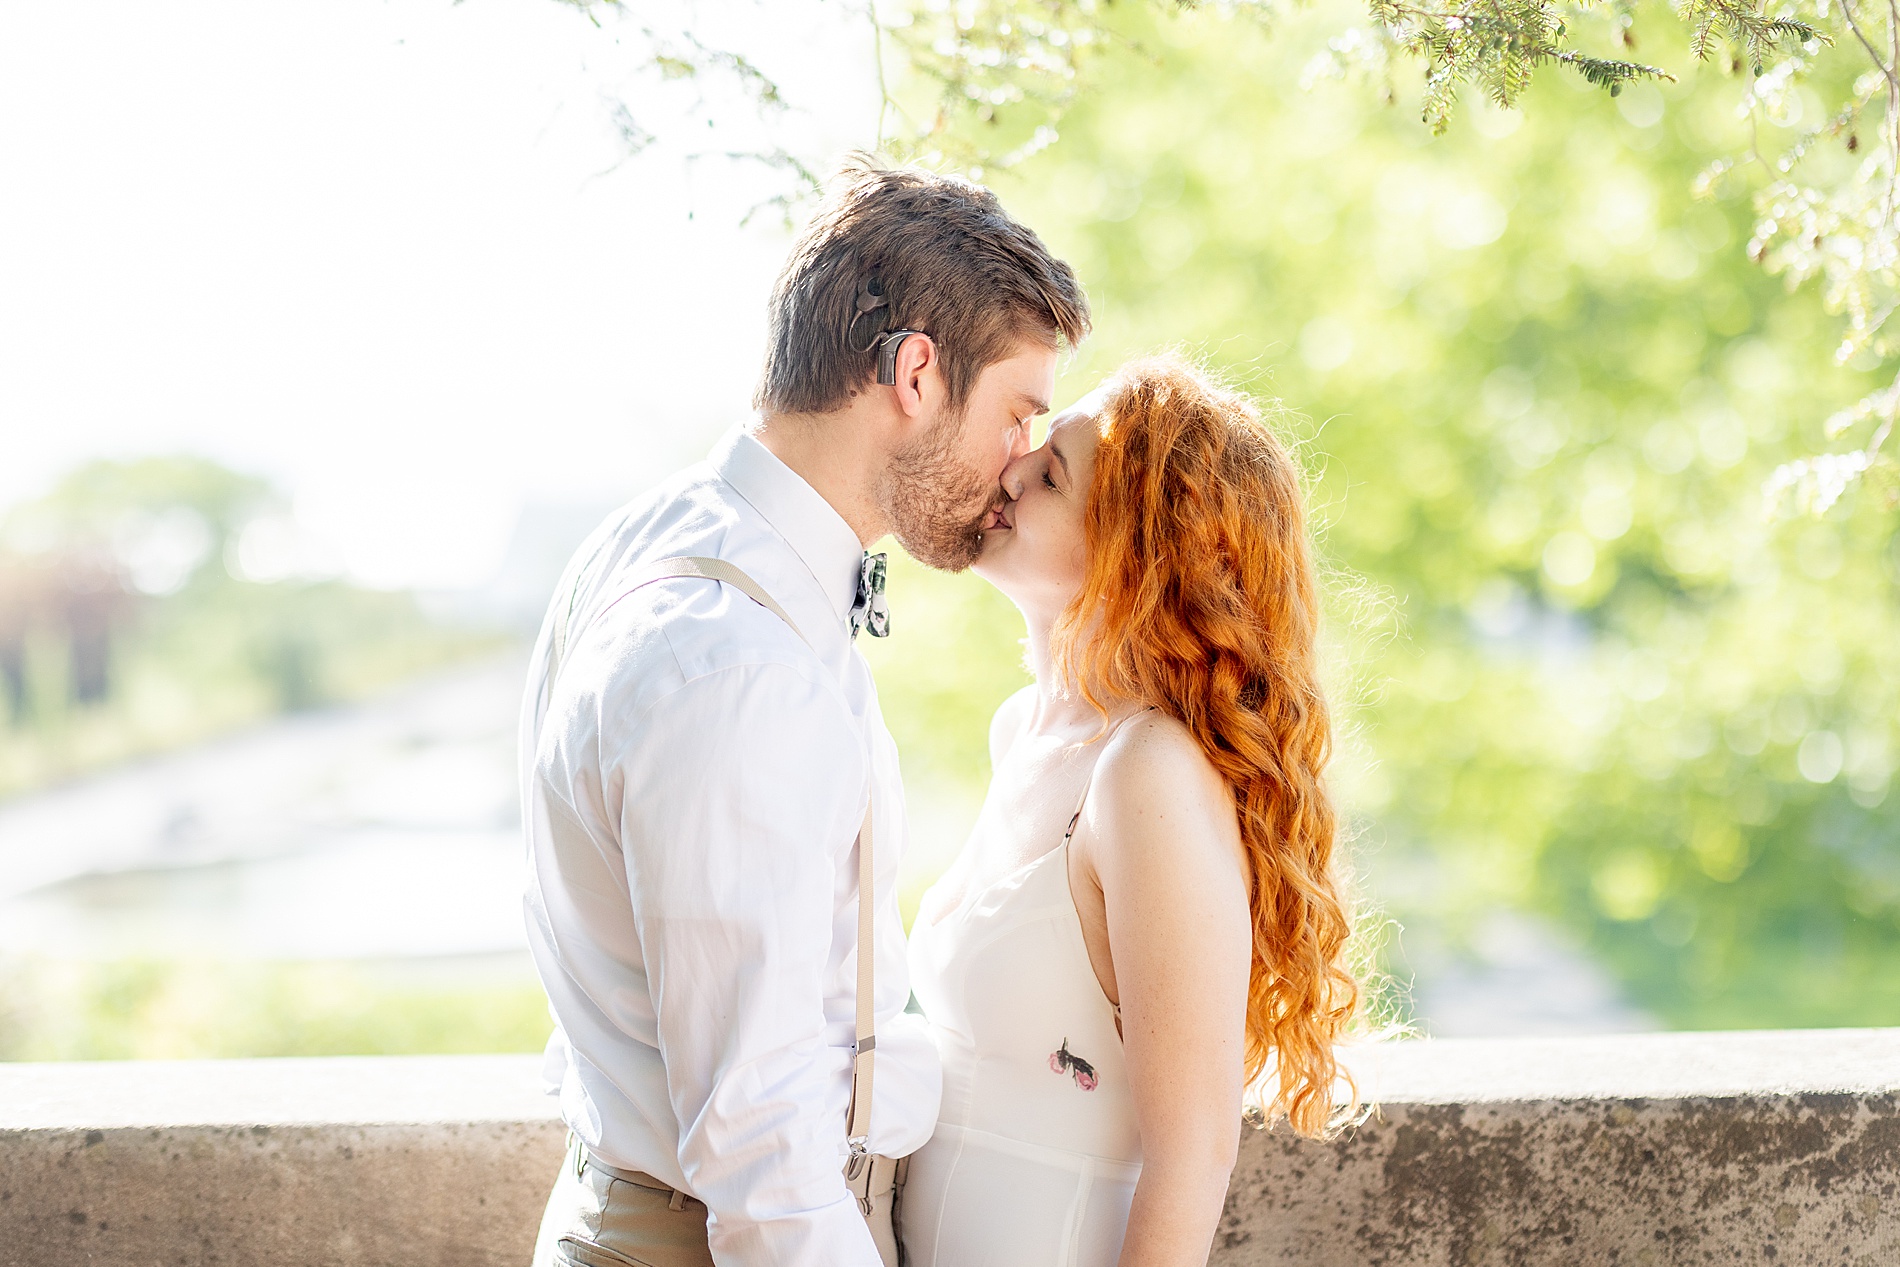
[710,427,865,628]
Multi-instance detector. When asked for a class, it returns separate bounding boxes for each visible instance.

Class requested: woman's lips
[984,505,1012,532]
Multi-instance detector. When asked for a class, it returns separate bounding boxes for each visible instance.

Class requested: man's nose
[1008,420,1035,461]
[999,452,1030,500]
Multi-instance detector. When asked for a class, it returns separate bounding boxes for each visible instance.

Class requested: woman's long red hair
[1053,354,1359,1139]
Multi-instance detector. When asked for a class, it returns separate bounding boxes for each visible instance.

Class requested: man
[521,158,1090,1267]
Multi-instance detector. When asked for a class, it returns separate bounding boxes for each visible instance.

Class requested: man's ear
[889,333,941,419]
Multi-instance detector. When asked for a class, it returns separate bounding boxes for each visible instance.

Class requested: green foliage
[863,1,1900,1029]
[16,454,272,543]
[0,457,497,798]
[880,0,1114,170]
[564,0,1897,503]
[859,551,1031,791]
[1361,0,1672,132]
[892,0,1890,506]
[1678,0,1823,70]
[0,958,551,1060]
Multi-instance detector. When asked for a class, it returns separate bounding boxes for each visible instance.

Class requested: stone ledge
[1230,1029,1900,1266]
[2,1033,1897,1266]
[0,1054,563,1267]
[1345,1027,1900,1104]
[1,1052,559,1131]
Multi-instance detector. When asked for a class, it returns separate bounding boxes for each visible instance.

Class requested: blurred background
[1,0,1894,1061]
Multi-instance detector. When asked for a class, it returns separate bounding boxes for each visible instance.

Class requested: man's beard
[882,407,999,572]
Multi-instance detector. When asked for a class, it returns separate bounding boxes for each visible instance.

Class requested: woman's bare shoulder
[1101,710,1225,795]
[1089,711,1242,870]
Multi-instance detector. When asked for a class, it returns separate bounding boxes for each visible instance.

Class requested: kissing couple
[521,158,1361,1267]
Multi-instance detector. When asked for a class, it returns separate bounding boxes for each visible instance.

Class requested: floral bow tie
[850,552,890,639]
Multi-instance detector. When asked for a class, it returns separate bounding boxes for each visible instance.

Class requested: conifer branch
[1552,49,1675,96]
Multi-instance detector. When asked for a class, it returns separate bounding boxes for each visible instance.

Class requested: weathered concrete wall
[1218,1029,1900,1266]
[3,1030,1897,1266]
[0,1055,565,1267]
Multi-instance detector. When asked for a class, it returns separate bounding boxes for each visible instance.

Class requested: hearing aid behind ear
[849,275,926,386]
[875,330,924,386]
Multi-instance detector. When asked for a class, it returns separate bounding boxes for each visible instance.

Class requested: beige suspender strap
[550,554,808,683]
[544,540,604,698]
[846,795,875,1152]
[546,553,876,1155]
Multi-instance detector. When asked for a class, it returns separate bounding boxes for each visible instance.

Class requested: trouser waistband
[575,1141,908,1211]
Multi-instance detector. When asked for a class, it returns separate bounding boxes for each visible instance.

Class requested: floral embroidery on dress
[1048,1038,1098,1091]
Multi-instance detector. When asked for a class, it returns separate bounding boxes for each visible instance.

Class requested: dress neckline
[920,839,1068,932]
[921,709,1153,935]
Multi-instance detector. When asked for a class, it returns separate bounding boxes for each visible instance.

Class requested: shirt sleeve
[609,659,882,1267]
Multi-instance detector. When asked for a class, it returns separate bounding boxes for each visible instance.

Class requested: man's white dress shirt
[520,429,941,1266]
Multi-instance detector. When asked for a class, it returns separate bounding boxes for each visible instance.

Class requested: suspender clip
[845,1135,874,1214]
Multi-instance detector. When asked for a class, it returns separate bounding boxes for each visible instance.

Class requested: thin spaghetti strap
[1060,708,1154,846]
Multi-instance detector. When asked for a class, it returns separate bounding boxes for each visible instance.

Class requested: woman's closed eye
[1042,468,1059,491]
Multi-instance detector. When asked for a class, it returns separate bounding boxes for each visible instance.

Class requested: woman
[900,355,1362,1267]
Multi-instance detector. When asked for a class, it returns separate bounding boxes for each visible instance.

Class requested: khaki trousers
[531,1136,905,1267]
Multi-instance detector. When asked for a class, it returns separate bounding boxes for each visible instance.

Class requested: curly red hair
[1052,354,1360,1139]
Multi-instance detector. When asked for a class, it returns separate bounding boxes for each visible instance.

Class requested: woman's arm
[1085,715,1253,1267]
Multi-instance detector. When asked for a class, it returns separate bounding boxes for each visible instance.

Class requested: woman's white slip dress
[901,758,1142,1267]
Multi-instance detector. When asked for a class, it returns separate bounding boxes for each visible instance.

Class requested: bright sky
[0,0,878,587]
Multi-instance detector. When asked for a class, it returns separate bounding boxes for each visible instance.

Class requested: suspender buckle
[845,1135,874,1214]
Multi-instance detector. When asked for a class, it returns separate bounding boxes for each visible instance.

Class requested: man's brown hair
[754,157,1090,415]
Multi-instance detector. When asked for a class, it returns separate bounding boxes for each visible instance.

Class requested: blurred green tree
[568,0,1899,512]
[0,458,495,798]
[862,1,1899,1029]
[882,0,1897,515]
